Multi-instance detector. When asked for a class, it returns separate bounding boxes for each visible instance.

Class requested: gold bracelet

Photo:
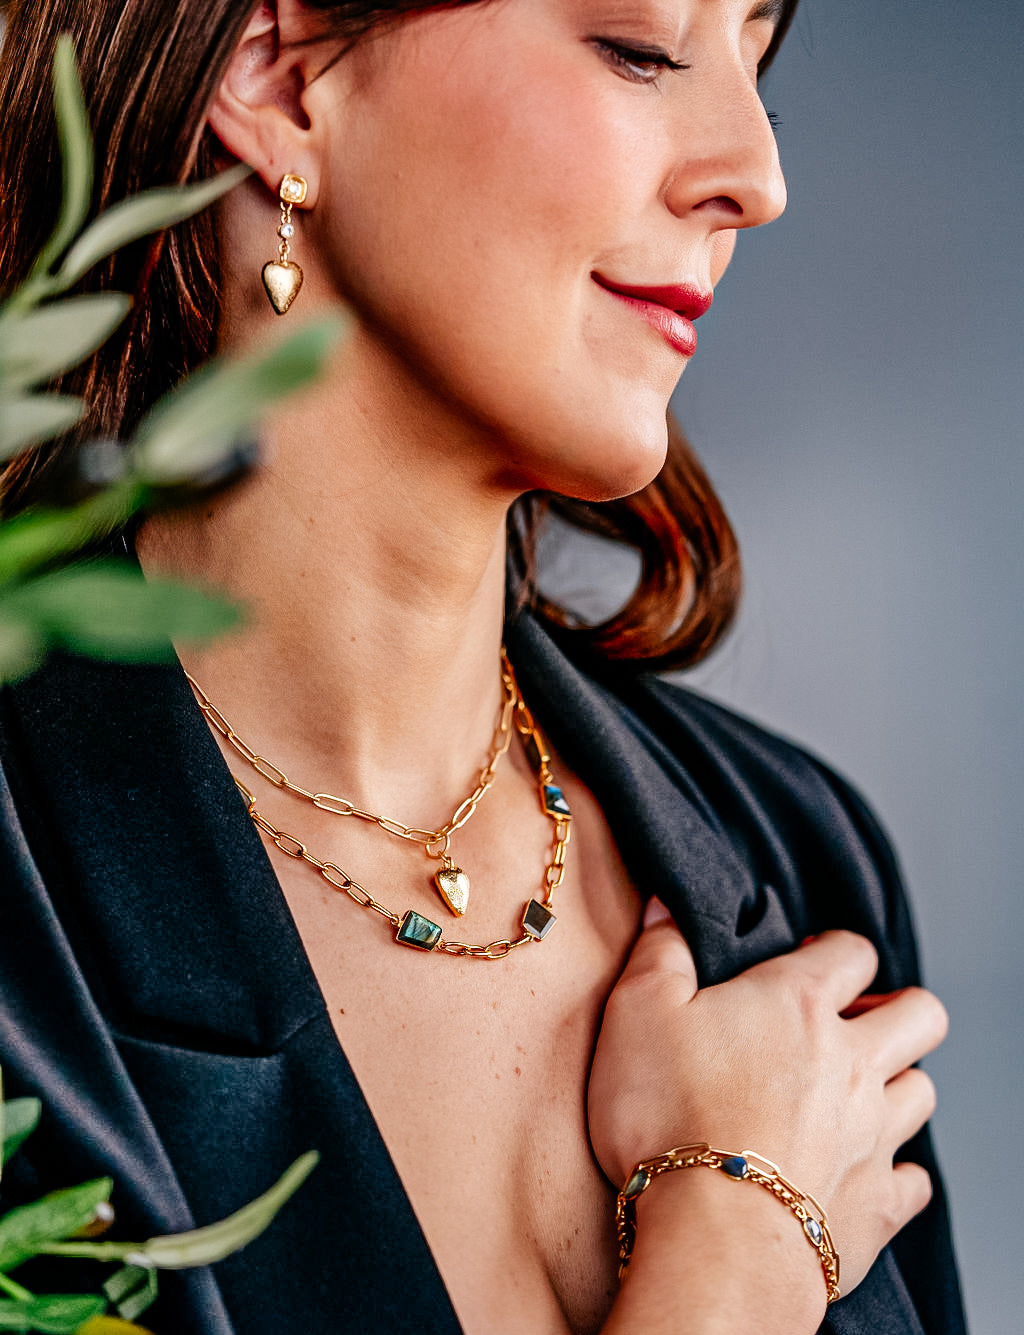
[615,1144,841,1304]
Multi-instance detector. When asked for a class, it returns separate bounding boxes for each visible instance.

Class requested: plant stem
[0,1271,35,1303]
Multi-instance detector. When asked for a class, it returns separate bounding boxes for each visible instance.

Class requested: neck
[137,387,519,824]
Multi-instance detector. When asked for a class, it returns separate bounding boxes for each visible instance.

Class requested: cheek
[314,43,648,413]
[305,17,676,500]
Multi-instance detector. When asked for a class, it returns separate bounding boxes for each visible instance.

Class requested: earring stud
[261,174,307,315]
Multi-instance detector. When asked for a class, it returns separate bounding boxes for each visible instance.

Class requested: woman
[0,2,965,1333]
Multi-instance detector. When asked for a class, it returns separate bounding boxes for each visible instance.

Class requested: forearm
[600,1170,827,1335]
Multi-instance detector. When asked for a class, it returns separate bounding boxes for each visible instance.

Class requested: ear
[207,0,329,207]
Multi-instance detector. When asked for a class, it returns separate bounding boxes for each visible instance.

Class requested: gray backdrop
[543,1,1022,1329]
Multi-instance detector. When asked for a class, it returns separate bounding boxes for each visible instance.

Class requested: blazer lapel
[3,652,462,1333]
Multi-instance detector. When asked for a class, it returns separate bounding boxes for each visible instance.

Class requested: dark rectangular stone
[522,899,556,940]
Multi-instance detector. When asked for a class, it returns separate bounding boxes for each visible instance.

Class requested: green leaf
[0,1178,112,1273]
[26,36,94,284]
[0,564,241,662]
[126,1151,319,1270]
[0,296,132,392]
[56,165,251,289]
[40,1152,318,1270]
[132,315,347,484]
[0,616,44,685]
[98,1272,140,1309]
[0,1293,106,1333]
[100,1268,157,1324]
[1,1101,41,1168]
[0,486,144,585]
[0,395,85,458]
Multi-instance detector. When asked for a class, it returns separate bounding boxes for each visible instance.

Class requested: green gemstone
[623,1168,650,1199]
[522,899,556,940]
[396,909,442,951]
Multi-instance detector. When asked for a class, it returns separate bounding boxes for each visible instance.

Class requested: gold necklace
[186,653,519,918]
[230,685,571,960]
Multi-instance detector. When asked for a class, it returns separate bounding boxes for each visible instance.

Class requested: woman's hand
[589,899,949,1299]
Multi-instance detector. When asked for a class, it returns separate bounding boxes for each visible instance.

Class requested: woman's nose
[662,64,788,233]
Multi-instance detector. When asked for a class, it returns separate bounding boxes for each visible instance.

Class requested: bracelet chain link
[615,1143,841,1305]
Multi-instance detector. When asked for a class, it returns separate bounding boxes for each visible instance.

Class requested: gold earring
[261,174,307,315]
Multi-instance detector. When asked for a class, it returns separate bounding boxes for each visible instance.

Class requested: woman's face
[305,0,787,501]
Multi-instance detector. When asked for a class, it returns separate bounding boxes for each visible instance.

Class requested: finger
[884,1067,938,1151]
[617,896,698,997]
[890,1160,934,1231]
[851,987,949,1078]
[841,990,901,1019]
[765,930,880,1011]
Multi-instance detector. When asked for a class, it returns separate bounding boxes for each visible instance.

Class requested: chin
[570,391,674,501]
[530,414,671,505]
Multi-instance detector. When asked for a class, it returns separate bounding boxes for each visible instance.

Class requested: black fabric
[0,614,966,1334]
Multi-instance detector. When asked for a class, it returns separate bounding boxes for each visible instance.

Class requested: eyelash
[594,40,782,128]
[594,39,689,85]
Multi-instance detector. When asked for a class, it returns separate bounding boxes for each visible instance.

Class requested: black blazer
[0,611,966,1333]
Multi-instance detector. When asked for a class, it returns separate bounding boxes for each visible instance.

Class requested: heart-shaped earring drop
[262,173,307,315]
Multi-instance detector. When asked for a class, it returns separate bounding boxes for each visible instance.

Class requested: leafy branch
[0,1077,318,1333]
[0,33,343,1331]
[0,35,347,682]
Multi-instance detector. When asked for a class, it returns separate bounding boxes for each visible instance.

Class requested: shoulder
[512,608,894,859]
[508,612,920,983]
[628,673,909,924]
[640,672,901,860]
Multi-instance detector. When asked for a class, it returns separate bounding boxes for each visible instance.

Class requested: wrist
[609,1168,827,1333]
[610,1144,837,1332]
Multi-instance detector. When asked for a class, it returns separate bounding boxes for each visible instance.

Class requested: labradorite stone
[396,909,442,950]
[522,899,556,940]
[623,1168,651,1199]
[542,784,571,818]
[721,1155,749,1179]
[804,1218,824,1246]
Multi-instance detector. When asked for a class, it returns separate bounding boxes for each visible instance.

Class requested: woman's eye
[593,39,688,85]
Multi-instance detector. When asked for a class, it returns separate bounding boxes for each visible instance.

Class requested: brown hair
[0,0,798,672]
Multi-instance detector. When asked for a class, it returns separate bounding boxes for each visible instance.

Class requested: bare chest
[265,788,640,1335]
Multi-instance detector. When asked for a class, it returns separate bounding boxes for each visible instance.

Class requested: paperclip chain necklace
[224,683,572,959]
[185,653,519,918]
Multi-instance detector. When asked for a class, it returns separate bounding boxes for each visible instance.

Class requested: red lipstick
[593,275,713,359]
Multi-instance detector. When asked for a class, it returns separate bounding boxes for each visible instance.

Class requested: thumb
[618,896,699,999]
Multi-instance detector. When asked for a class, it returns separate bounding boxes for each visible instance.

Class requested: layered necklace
[186,653,571,960]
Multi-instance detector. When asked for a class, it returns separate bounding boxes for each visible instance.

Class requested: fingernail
[643,896,672,928]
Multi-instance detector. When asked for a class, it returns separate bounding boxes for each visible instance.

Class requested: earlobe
[205,0,321,206]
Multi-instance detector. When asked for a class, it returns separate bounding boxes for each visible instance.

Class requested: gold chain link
[616,1144,840,1303]
[186,652,518,856]
[233,771,570,960]
[212,653,572,960]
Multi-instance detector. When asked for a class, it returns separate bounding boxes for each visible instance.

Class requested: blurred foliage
[0,35,345,682]
[0,1073,319,1332]
[0,34,336,1331]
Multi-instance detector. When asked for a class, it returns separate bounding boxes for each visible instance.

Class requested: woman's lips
[592,275,713,359]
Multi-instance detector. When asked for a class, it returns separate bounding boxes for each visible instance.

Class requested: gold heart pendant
[434,866,471,917]
[261,260,303,315]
